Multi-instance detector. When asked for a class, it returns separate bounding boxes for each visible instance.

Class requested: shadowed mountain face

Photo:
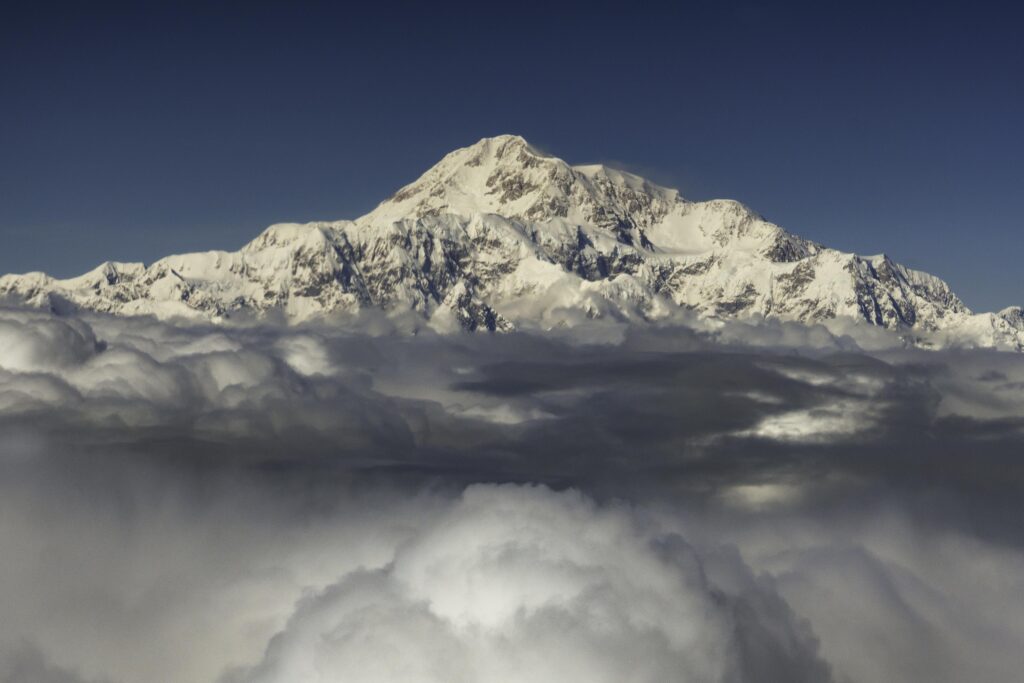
[2,135,1021,348]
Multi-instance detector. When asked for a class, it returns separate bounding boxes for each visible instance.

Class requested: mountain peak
[470,133,541,156]
[368,134,562,216]
[362,135,681,250]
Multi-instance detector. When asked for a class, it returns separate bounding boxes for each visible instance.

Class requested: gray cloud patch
[0,644,107,683]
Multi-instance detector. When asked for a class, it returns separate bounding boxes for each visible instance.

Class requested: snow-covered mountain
[2,135,1021,349]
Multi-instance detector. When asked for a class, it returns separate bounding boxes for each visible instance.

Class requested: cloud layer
[1,308,1023,682]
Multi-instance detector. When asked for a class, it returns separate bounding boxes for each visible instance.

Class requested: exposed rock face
[1,134,1019,349]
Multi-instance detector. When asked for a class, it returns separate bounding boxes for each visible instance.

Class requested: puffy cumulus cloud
[2,307,1024,682]
[0,310,101,372]
[223,485,831,683]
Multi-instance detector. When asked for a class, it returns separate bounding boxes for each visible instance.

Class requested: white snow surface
[1,134,1019,349]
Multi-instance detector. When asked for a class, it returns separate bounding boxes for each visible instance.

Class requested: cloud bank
[1,307,1023,682]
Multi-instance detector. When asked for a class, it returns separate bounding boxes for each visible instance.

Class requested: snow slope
[1,135,1019,349]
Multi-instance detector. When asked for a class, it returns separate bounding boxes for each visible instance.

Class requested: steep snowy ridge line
[1,134,1021,350]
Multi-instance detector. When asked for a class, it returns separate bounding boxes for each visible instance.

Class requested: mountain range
[2,134,1021,349]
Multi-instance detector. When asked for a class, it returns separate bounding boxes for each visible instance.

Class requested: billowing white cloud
[230,484,829,683]
[0,311,100,372]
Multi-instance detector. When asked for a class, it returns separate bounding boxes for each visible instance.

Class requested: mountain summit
[2,135,1021,349]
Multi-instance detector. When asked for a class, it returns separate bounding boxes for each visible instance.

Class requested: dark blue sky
[2,1,1021,310]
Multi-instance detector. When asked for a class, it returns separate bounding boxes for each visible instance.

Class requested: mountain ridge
[2,134,1021,349]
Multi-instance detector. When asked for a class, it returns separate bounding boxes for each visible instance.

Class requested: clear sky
[2,1,1021,311]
